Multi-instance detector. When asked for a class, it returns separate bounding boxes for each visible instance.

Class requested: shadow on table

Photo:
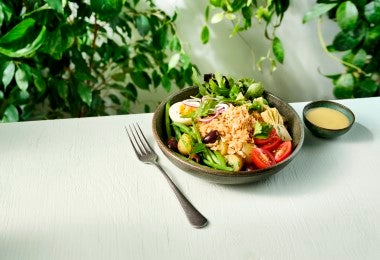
[226,123,373,196]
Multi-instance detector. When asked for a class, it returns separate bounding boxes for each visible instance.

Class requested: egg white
[169,102,193,125]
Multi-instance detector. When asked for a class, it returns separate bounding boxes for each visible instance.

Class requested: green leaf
[45,0,64,14]
[135,15,150,37]
[168,53,180,71]
[13,89,30,104]
[272,37,284,64]
[351,49,367,67]
[0,3,12,28]
[2,104,19,122]
[205,5,210,22]
[336,73,354,88]
[132,54,151,71]
[130,71,151,90]
[33,73,46,93]
[0,18,35,44]
[123,83,138,102]
[169,36,181,52]
[336,1,358,31]
[39,25,74,60]
[0,5,5,28]
[353,78,378,97]
[303,3,338,23]
[111,72,126,82]
[211,12,224,24]
[153,26,168,50]
[333,30,361,51]
[253,121,272,138]
[364,0,380,24]
[152,70,161,88]
[56,80,68,100]
[364,25,380,47]
[333,73,354,98]
[2,60,15,88]
[91,0,123,19]
[210,0,222,7]
[0,18,47,58]
[201,25,209,44]
[161,75,171,92]
[181,54,191,69]
[109,94,120,105]
[15,67,29,91]
[78,83,92,106]
[256,6,271,22]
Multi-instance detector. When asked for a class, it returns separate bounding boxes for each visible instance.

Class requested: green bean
[203,159,234,171]
[172,125,182,140]
[172,122,195,139]
[165,101,172,138]
[213,150,227,166]
[203,148,214,163]
[192,121,203,143]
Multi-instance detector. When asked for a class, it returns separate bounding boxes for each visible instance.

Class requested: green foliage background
[0,0,194,122]
[0,0,379,123]
[202,0,379,98]
[303,0,380,98]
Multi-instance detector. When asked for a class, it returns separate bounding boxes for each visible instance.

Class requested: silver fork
[125,123,208,228]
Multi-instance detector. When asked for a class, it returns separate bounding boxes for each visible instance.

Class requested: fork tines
[125,123,152,156]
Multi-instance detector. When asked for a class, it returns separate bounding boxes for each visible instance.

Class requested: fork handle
[154,163,208,228]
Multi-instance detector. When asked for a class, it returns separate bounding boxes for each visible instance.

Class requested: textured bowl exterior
[303,100,355,139]
[152,86,304,185]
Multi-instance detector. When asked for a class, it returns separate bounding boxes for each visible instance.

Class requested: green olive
[224,154,243,171]
[177,133,193,156]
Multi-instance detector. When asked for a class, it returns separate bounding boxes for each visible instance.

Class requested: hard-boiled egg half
[169,101,198,125]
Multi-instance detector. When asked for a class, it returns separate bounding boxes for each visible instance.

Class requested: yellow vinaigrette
[306,107,350,130]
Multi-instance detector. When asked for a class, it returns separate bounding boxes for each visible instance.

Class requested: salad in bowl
[152,73,304,184]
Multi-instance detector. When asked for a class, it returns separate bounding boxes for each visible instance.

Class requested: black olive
[222,76,230,88]
[166,136,178,151]
[189,153,201,163]
[203,73,214,82]
[202,130,220,144]
[244,164,257,171]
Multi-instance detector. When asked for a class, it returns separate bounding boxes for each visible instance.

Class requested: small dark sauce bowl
[303,100,355,139]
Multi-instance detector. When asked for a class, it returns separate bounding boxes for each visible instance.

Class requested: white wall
[132,0,343,113]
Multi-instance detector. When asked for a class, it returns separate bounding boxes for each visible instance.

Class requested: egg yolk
[179,103,197,116]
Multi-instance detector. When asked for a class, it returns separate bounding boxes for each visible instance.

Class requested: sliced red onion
[215,103,229,113]
[198,103,229,123]
[199,111,220,123]
[182,99,200,108]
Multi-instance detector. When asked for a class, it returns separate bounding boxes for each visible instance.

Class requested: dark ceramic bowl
[152,86,304,185]
[303,100,355,139]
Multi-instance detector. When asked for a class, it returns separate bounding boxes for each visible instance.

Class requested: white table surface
[1,97,379,260]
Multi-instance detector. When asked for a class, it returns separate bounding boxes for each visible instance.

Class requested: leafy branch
[0,0,195,122]
[201,0,289,72]
[303,0,380,98]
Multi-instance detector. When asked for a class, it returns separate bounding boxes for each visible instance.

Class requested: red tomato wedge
[260,137,282,152]
[251,147,276,169]
[274,141,292,163]
[254,128,279,146]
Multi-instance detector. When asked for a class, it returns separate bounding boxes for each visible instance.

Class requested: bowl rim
[302,100,355,132]
[152,86,305,178]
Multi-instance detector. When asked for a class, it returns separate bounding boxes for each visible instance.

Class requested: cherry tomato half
[260,137,282,152]
[254,128,278,146]
[251,147,276,169]
[274,141,292,163]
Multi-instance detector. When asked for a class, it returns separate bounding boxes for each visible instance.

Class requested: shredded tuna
[197,105,259,157]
